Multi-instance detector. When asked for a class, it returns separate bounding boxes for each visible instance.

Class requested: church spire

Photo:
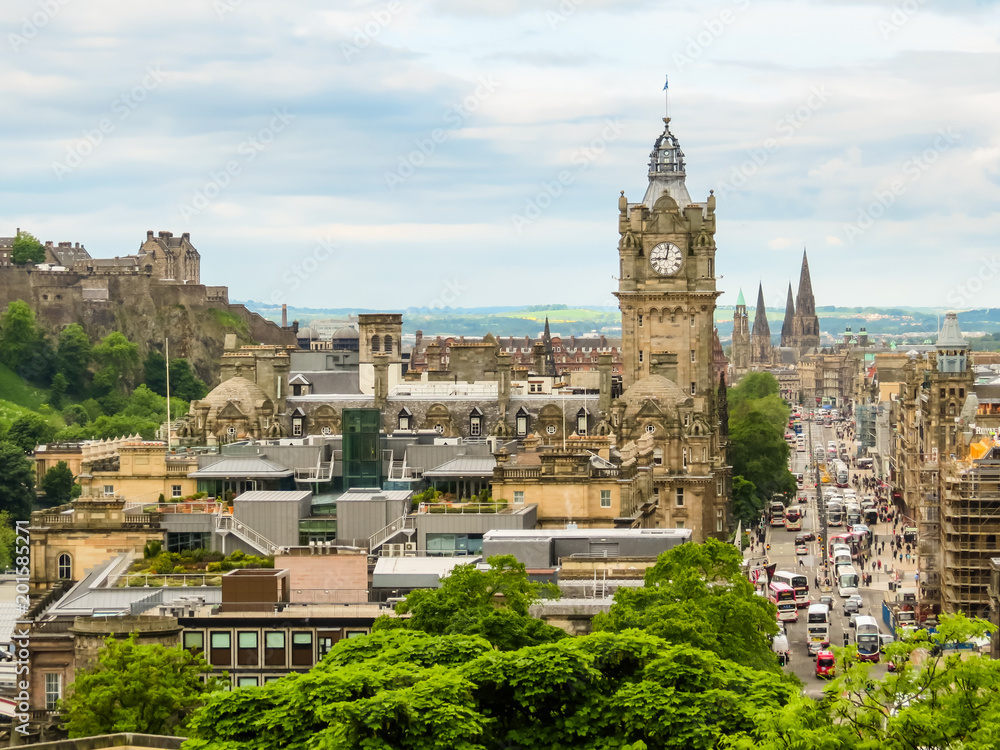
[791,249,821,351]
[781,282,795,347]
[795,249,815,317]
[752,283,771,338]
[750,283,773,365]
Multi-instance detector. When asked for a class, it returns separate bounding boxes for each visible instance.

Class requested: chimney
[598,353,612,417]
[147,230,154,241]
[415,330,423,347]
[281,304,288,328]
[181,232,190,242]
[532,342,546,375]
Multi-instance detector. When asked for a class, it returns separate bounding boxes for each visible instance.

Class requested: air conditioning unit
[384,544,404,557]
[404,542,417,552]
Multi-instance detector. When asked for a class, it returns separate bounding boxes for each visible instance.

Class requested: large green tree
[11,231,45,265]
[0,442,35,517]
[592,538,781,673]
[0,300,41,371]
[727,613,1000,750]
[184,628,796,750]
[6,412,57,453]
[91,331,140,393]
[731,475,764,528]
[56,323,92,394]
[376,554,565,651]
[62,633,226,738]
[41,460,77,504]
[144,351,208,402]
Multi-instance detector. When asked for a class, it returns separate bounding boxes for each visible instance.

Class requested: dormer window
[398,408,412,431]
[576,409,588,435]
[469,408,483,437]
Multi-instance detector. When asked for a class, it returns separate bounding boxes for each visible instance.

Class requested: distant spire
[736,288,746,307]
[781,282,795,345]
[752,283,771,338]
[795,249,815,317]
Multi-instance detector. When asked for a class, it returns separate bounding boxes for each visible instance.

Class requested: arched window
[371,336,380,353]
[516,408,529,437]
[469,409,482,437]
[576,409,588,435]
[398,408,411,431]
[58,554,72,580]
[383,335,393,354]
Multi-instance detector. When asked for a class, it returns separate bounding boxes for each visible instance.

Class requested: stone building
[731,288,750,375]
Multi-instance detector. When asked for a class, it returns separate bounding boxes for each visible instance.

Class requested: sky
[2,0,999,312]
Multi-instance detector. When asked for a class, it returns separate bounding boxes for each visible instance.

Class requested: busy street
[744,408,922,692]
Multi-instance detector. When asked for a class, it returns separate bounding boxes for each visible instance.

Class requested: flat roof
[233,490,312,503]
[483,528,693,541]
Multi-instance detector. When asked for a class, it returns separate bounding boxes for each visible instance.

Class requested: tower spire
[752,283,771,338]
[791,249,820,350]
[781,282,795,347]
[750,283,773,365]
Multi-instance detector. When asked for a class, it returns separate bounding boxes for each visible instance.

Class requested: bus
[836,564,860,598]
[773,570,809,607]
[769,582,798,622]
[784,506,802,532]
[828,533,856,558]
[769,501,786,528]
[831,546,852,568]
[827,501,844,527]
[855,615,881,662]
[833,460,849,487]
[846,504,862,526]
[807,603,831,654]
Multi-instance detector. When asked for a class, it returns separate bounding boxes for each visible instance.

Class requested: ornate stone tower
[780,283,796,348]
[929,312,974,456]
[731,288,750,375]
[613,109,730,541]
[790,250,820,351]
[750,283,772,365]
[358,313,403,397]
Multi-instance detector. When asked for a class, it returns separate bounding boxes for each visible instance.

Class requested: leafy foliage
[91,331,141,394]
[63,633,226,738]
[375,554,566,651]
[6,412,57,452]
[0,301,54,382]
[41,460,77,504]
[184,629,796,750]
[731,475,763,528]
[0,511,16,570]
[593,539,782,673]
[0,442,35,518]
[11,231,45,265]
[145,350,208,401]
[56,324,92,394]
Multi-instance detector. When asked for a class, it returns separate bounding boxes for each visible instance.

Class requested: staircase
[368,515,415,553]
[216,515,280,555]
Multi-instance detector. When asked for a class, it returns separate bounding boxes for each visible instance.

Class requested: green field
[0,363,65,431]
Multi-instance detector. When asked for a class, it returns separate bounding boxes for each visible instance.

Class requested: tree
[10,231,45,265]
[732,475,764,528]
[62,633,226,738]
[0,442,35,518]
[377,554,566,651]
[0,512,15,570]
[91,331,140,393]
[41,461,76,504]
[144,352,208,402]
[62,403,89,426]
[729,411,796,504]
[6,413,56,453]
[56,324,92,394]
[184,628,796,750]
[49,372,67,410]
[728,613,1000,750]
[0,300,41,372]
[592,538,782,673]
[143,349,167,395]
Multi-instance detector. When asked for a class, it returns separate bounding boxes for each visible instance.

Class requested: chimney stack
[281,304,288,328]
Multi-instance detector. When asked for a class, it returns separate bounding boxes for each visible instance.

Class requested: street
[747,414,919,694]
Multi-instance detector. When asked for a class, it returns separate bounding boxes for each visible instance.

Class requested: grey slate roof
[190,456,293,478]
[937,312,968,348]
[233,490,313,503]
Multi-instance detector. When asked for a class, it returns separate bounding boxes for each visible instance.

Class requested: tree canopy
[6,412,57,453]
[62,633,226,738]
[0,441,35,518]
[11,231,45,265]
[41,460,78,504]
[592,538,781,673]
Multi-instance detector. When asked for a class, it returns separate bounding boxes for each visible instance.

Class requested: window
[371,335,380,352]
[167,532,210,553]
[516,410,528,436]
[690,350,696,362]
[691,315,696,327]
[638,313,643,328]
[717,508,725,533]
[103,484,114,496]
[577,410,588,435]
[426,533,484,556]
[237,632,259,666]
[318,630,342,659]
[44,673,61,711]
[513,490,524,505]
[653,487,660,502]
[210,632,232,667]
[676,488,684,506]
[264,676,282,684]
[546,424,557,435]
[600,490,612,508]
[383,335,393,354]
[708,259,714,277]
[398,412,410,430]
[717,480,723,496]
[264,632,286,667]
[292,418,302,437]
[470,411,482,437]
[292,632,314,667]
[703,447,708,462]
[237,676,258,688]
[684,413,690,427]
[654,449,663,466]
[682,449,688,470]
[57,553,72,580]
[675,521,685,529]
[645,424,655,434]
[183,631,204,656]
[639,350,644,363]
[529,382,542,393]
[172,484,182,498]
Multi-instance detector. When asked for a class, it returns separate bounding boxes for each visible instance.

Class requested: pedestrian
[878,559,882,571]
[899,553,903,563]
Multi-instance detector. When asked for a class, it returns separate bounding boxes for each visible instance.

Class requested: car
[815,650,836,679]
[819,595,834,607]
[795,532,815,544]
[844,595,864,615]
[795,544,809,555]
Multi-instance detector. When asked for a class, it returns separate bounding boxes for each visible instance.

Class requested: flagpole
[165,337,172,451]
[663,74,669,119]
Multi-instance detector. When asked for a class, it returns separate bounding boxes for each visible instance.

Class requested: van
[815,650,836,679]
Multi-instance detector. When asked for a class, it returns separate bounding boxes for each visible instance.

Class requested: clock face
[649,242,683,276]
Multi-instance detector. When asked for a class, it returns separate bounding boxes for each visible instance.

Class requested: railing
[38,512,75,524]
[368,515,415,551]
[124,501,226,515]
[166,463,193,474]
[112,572,221,587]
[417,502,512,515]
[387,463,423,480]
[494,468,541,479]
[294,461,334,482]
[216,515,279,555]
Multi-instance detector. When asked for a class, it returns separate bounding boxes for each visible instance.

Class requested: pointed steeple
[781,282,795,346]
[542,317,556,377]
[791,248,820,350]
[736,288,746,307]
[795,249,815,318]
[752,283,771,338]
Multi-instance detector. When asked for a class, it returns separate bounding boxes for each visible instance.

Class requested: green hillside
[0,363,63,431]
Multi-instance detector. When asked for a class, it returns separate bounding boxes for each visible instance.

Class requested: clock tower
[615,116,719,397]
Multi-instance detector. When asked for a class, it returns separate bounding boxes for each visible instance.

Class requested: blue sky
[3,0,999,310]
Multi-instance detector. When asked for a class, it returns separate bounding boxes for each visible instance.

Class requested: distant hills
[238,301,1000,344]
